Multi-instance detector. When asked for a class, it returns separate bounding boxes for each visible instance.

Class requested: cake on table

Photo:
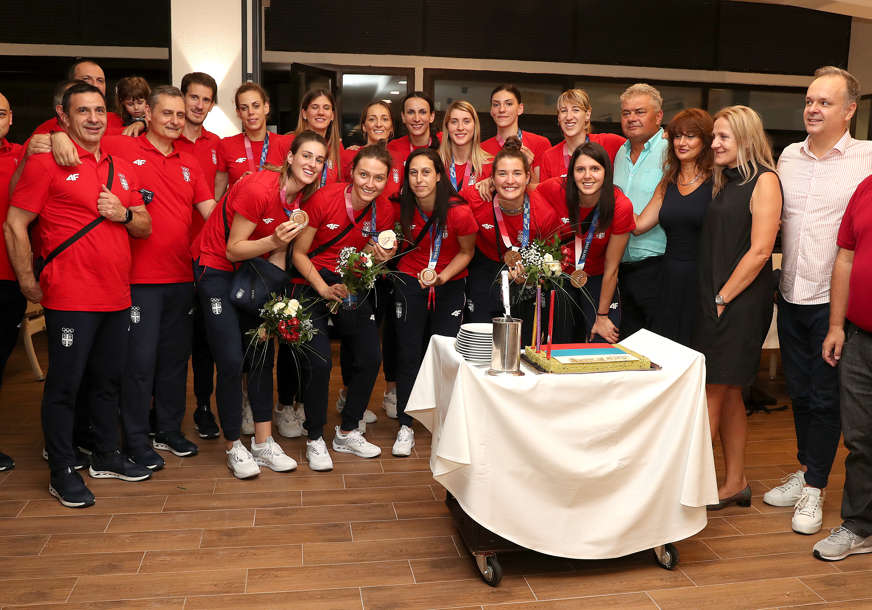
[523,343,651,374]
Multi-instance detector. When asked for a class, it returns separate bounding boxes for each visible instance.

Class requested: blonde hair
[813,66,860,104]
[712,105,776,195]
[620,83,663,111]
[293,89,341,173]
[438,100,492,180]
[556,88,592,132]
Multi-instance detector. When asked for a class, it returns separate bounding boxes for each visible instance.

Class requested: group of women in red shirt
[198,82,636,476]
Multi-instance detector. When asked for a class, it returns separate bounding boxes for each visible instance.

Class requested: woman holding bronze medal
[461,137,560,324]
[195,131,328,479]
[290,145,397,472]
[391,148,477,456]
[535,141,636,343]
[437,100,493,192]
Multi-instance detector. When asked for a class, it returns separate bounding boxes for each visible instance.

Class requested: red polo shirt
[460,185,560,263]
[199,170,291,272]
[301,182,395,273]
[217,132,293,187]
[102,134,211,284]
[0,139,25,281]
[396,202,477,279]
[481,129,551,165]
[536,133,627,182]
[10,143,142,311]
[445,159,493,192]
[341,146,405,201]
[386,134,442,169]
[174,127,221,243]
[286,132,343,187]
[838,175,872,332]
[535,177,635,277]
[31,112,124,137]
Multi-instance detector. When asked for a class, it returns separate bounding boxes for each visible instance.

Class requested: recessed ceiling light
[398,80,407,85]
[390,90,400,95]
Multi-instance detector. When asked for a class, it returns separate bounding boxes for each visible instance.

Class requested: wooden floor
[0,336,870,610]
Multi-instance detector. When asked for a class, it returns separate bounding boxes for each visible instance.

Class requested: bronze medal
[289,209,309,227]
[418,267,438,286]
[570,268,588,289]
[503,250,522,268]
[377,229,397,250]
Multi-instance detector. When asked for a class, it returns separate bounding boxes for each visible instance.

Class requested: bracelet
[596,312,609,317]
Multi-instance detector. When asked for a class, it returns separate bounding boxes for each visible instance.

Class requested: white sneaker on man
[336,389,376,424]
[792,487,824,534]
[226,440,260,479]
[392,425,415,457]
[763,470,805,507]
[332,426,381,458]
[251,436,297,472]
[383,388,398,419]
[306,437,333,472]
[274,403,303,438]
[241,393,255,436]
[813,526,872,561]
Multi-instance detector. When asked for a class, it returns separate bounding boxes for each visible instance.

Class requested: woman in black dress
[694,105,782,509]
[634,108,714,346]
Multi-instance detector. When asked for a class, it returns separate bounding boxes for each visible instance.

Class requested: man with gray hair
[613,83,668,339]
[766,66,872,538]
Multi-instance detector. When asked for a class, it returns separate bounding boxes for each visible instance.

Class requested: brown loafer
[707,484,752,511]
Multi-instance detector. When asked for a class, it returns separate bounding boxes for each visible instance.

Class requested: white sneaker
[792,487,824,535]
[306,437,333,472]
[384,388,398,419]
[294,403,307,435]
[814,526,872,561]
[392,425,415,457]
[332,426,381,458]
[763,470,805,507]
[336,388,375,427]
[251,436,297,472]
[226,440,260,479]
[363,409,377,424]
[274,403,303,438]
[241,393,255,436]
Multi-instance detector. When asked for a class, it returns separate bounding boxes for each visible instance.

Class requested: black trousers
[0,281,26,387]
[299,270,381,440]
[618,256,663,340]
[191,292,216,407]
[551,274,621,344]
[394,275,465,427]
[465,252,502,323]
[196,265,275,442]
[121,283,193,452]
[42,308,128,470]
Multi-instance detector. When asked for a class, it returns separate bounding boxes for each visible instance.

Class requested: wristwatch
[714,294,726,306]
[122,208,134,224]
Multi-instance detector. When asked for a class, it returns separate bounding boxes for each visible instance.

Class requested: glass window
[574,81,704,123]
[433,79,563,114]
[708,89,805,131]
[340,73,409,145]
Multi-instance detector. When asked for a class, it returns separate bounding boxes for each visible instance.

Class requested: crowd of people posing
[0,59,871,566]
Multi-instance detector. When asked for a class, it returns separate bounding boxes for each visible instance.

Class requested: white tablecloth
[406,329,718,559]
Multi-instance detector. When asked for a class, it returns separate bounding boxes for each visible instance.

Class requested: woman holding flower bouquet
[196,131,328,478]
[460,137,560,325]
[535,141,636,343]
[391,148,477,456]
[291,145,397,471]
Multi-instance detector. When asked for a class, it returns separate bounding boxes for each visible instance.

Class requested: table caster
[653,543,679,570]
[475,553,503,586]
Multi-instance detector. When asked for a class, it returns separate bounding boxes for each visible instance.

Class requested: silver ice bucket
[487,316,524,376]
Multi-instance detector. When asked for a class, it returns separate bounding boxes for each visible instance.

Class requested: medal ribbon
[320,162,328,188]
[574,207,600,270]
[344,185,378,237]
[279,185,302,213]
[562,136,590,176]
[492,194,531,253]
[417,207,442,310]
[243,132,270,174]
[449,157,472,191]
[496,127,523,148]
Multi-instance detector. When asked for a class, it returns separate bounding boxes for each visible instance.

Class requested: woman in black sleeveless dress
[694,106,783,510]
[634,108,714,346]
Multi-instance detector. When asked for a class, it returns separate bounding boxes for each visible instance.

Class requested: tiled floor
[0,337,869,609]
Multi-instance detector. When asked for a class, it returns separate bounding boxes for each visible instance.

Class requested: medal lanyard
[418,207,442,309]
[344,185,377,237]
[449,156,472,191]
[320,162,328,188]
[492,194,530,252]
[574,207,600,270]
[243,132,270,174]
[496,127,523,147]
[279,184,302,213]
[562,137,590,174]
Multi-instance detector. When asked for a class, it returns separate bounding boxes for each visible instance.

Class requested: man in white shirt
[767,66,872,536]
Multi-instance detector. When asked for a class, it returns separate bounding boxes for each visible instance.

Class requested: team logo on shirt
[595,231,606,239]
[235,157,247,164]
[410,224,416,230]
[326,223,340,230]
[469,176,477,186]
[443,229,449,238]
[561,217,570,225]
[181,166,191,182]
[363,221,371,233]
[452,309,462,317]
[118,173,129,191]
[65,173,79,182]
[133,159,146,166]
[211,150,217,165]
[130,306,141,324]
[210,297,222,315]
[60,327,74,348]
[262,218,274,224]
[481,223,494,230]
[392,169,400,183]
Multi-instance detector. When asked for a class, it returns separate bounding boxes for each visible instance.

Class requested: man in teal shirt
[613,83,668,339]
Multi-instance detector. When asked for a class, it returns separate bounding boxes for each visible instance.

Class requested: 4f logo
[130,306,141,324]
[65,173,79,182]
[181,166,191,182]
[60,327,74,347]
[482,223,494,230]
[235,157,247,164]
[326,223,339,230]
[561,217,570,225]
[210,297,222,315]
[133,159,146,166]
[262,218,274,224]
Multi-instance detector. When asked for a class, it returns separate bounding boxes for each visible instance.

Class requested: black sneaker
[49,467,95,508]
[89,450,152,482]
[193,405,220,439]
[0,451,14,471]
[42,448,91,471]
[129,447,165,471]
[153,431,198,457]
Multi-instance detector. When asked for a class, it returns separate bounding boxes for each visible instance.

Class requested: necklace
[498,203,523,216]
[678,171,702,187]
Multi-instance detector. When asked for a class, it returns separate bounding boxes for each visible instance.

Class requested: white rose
[543,253,553,262]
[272,302,286,313]
[365,258,373,268]
[287,300,300,316]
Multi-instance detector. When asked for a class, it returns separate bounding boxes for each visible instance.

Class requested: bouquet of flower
[512,236,565,299]
[247,294,317,348]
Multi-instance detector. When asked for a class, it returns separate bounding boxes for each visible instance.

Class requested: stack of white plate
[455,323,493,364]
